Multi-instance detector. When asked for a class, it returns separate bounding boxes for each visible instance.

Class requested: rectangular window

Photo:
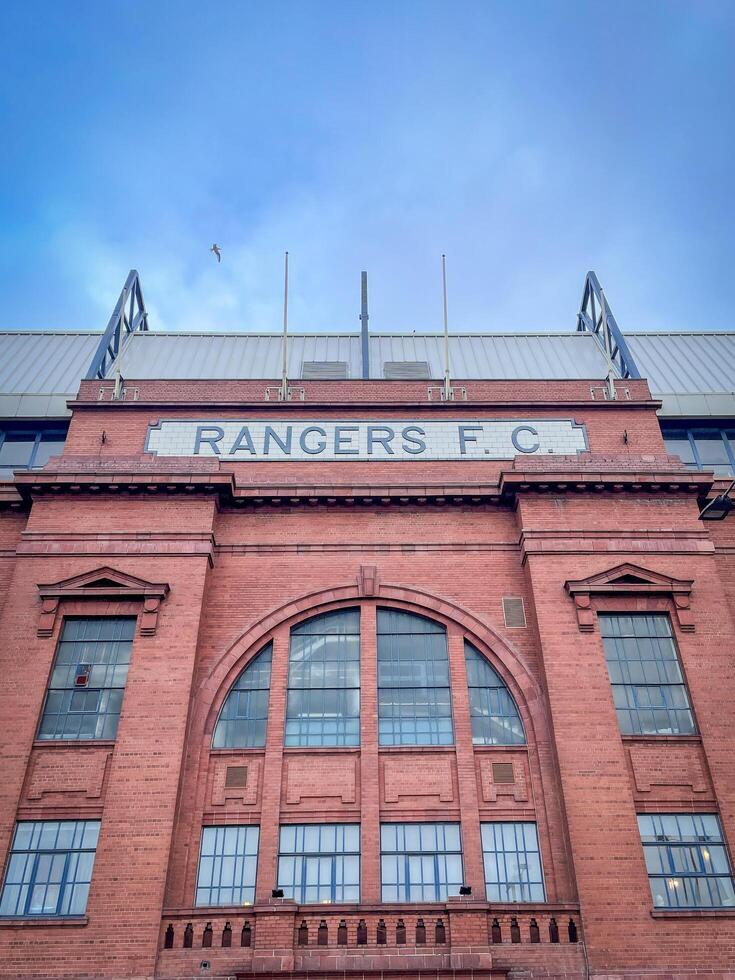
[0,820,100,917]
[37,617,135,741]
[599,614,696,736]
[381,823,463,902]
[662,427,735,477]
[481,822,545,902]
[638,814,735,909]
[0,427,67,477]
[277,824,359,903]
[195,826,259,906]
[377,609,453,746]
[285,610,360,747]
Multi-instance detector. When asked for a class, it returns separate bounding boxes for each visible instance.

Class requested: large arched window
[464,642,525,745]
[212,644,272,748]
[377,609,453,746]
[285,609,360,746]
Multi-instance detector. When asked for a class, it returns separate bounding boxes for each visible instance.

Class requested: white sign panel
[145,419,587,461]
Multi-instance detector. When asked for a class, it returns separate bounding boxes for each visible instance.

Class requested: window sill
[473,744,529,753]
[651,908,735,918]
[378,745,456,753]
[0,916,88,928]
[283,745,361,753]
[32,739,116,749]
[621,734,701,744]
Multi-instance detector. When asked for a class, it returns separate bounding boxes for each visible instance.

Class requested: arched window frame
[284,608,361,747]
[376,607,454,747]
[211,643,273,749]
[207,598,536,758]
[464,640,526,746]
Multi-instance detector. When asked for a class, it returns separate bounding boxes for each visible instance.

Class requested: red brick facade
[0,377,734,979]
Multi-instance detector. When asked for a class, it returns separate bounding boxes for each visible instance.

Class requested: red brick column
[254,625,290,901]
[359,602,381,901]
[251,898,297,973]
[446,896,494,969]
[447,627,485,894]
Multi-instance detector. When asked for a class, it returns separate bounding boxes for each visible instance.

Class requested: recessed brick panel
[24,747,112,803]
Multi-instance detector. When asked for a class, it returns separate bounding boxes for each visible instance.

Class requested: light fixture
[272,888,284,899]
[459,885,472,896]
[699,481,735,521]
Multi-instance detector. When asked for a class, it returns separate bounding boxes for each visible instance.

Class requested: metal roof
[626,333,735,417]
[2,328,735,419]
[108,330,614,383]
[0,332,100,418]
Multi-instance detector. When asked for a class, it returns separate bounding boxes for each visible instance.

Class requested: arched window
[464,642,525,745]
[285,609,360,746]
[212,644,272,748]
[377,609,453,746]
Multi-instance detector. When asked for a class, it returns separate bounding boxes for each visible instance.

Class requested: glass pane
[195,826,259,906]
[0,820,99,917]
[466,642,525,745]
[32,438,66,468]
[0,433,36,468]
[377,611,452,746]
[37,619,134,742]
[285,612,360,747]
[693,431,730,465]
[277,824,360,902]
[663,433,696,465]
[600,615,695,736]
[638,813,735,909]
[213,645,272,748]
[481,822,545,903]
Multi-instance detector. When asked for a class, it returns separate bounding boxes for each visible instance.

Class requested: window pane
[0,433,36,469]
[277,824,359,903]
[380,823,463,902]
[377,610,453,746]
[481,821,545,903]
[465,642,525,745]
[662,426,735,476]
[212,645,272,748]
[663,432,696,465]
[0,820,100,917]
[637,813,735,909]
[285,611,360,747]
[37,619,134,742]
[32,437,66,468]
[195,826,259,906]
[599,615,695,736]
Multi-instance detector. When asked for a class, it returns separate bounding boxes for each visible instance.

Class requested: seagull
[210,243,222,263]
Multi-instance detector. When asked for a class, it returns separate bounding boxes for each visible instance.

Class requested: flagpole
[281,251,289,401]
[442,253,452,401]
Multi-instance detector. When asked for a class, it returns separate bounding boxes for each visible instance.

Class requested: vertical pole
[360,271,370,380]
[442,254,452,401]
[280,251,289,401]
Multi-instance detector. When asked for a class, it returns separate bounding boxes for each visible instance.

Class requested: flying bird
[210,244,222,263]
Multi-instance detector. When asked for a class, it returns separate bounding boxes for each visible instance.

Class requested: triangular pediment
[566,562,692,596]
[38,566,169,599]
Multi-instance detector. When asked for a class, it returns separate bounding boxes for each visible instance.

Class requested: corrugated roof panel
[369,333,609,380]
[627,334,735,394]
[118,332,363,380]
[0,332,99,394]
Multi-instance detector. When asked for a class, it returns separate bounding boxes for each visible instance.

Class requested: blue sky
[0,1,733,334]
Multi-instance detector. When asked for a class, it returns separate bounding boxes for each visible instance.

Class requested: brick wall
[0,378,733,980]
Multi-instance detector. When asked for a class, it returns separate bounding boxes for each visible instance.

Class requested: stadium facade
[1,271,735,980]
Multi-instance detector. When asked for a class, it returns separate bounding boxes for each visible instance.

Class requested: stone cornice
[10,463,713,508]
